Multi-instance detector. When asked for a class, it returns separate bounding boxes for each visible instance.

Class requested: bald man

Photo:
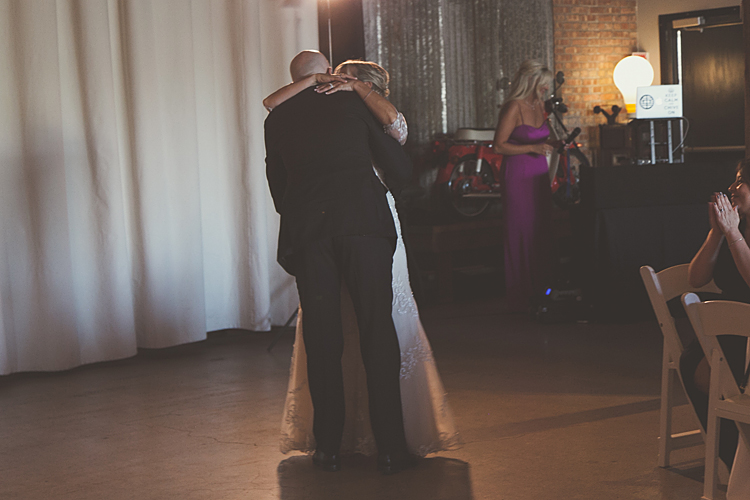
[265,50,415,474]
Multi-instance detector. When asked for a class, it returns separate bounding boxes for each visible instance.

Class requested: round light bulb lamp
[613,55,654,114]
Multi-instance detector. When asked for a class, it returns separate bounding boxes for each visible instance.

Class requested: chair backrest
[682,292,750,401]
[640,264,721,356]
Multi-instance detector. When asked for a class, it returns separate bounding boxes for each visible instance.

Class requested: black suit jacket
[265,88,412,275]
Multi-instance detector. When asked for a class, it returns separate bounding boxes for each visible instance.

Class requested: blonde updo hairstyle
[335,60,390,97]
[504,59,554,105]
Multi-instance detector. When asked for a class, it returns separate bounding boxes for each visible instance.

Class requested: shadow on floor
[278,455,473,500]
[661,461,704,483]
[486,398,661,438]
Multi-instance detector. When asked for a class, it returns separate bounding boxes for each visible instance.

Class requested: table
[407,218,503,303]
[578,161,738,320]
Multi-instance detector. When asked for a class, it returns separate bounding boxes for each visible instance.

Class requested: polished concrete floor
[0,297,721,500]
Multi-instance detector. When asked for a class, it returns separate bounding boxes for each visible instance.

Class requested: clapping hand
[708,193,721,231]
[712,192,741,236]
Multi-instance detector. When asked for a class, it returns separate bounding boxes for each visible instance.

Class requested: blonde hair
[335,60,390,97]
[504,60,553,104]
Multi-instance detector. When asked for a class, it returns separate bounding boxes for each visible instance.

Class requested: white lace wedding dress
[279,118,461,455]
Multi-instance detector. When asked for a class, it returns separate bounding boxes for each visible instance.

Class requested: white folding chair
[683,293,750,500]
[640,264,721,467]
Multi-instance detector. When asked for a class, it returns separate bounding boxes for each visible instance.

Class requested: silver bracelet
[728,236,745,247]
[363,89,374,102]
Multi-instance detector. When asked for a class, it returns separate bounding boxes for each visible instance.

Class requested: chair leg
[739,422,750,449]
[659,341,673,467]
[703,411,720,500]
[703,350,722,500]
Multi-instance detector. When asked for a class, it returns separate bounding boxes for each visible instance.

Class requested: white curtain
[0,0,316,375]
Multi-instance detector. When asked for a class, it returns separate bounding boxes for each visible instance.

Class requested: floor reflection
[278,455,473,500]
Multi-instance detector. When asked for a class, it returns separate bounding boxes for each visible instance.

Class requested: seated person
[681,159,750,470]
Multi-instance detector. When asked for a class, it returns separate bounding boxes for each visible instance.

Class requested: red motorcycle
[432,128,503,217]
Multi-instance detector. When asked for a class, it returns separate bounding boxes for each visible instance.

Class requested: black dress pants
[294,235,408,455]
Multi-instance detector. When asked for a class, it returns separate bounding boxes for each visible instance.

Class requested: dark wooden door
[659,6,745,166]
[681,24,744,149]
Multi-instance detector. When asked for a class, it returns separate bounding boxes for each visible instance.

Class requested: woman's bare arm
[688,228,724,288]
[689,194,725,287]
[262,73,350,112]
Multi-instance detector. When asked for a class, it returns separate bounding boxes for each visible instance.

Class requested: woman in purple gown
[493,60,554,313]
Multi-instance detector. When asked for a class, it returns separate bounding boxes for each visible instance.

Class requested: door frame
[658,6,742,85]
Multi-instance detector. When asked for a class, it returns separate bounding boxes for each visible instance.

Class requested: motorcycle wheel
[445,154,492,217]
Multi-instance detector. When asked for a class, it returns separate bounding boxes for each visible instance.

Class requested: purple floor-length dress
[502,122,553,312]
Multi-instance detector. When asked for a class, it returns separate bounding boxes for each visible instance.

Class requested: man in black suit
[265,51,414,474]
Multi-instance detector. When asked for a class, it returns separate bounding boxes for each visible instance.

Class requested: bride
[264,60,461,457]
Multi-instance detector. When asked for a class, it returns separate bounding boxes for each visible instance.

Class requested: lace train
[280,191,462,456]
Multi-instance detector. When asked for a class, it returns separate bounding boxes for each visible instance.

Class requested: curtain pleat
[363,0,554,146]
[0,0,315,374]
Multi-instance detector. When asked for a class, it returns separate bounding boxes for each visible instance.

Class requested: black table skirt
[576,162,737,321]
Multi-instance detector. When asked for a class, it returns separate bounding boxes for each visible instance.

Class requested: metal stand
[266,308,299,352]
[638,118,684,165]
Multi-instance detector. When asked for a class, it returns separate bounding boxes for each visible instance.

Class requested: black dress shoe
[312,449,340,472]
[377,451,418,475]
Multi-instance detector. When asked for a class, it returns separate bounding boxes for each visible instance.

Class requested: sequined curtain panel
[363,0,554,146]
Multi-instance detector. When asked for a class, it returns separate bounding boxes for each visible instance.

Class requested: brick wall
[552,0,638,161]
